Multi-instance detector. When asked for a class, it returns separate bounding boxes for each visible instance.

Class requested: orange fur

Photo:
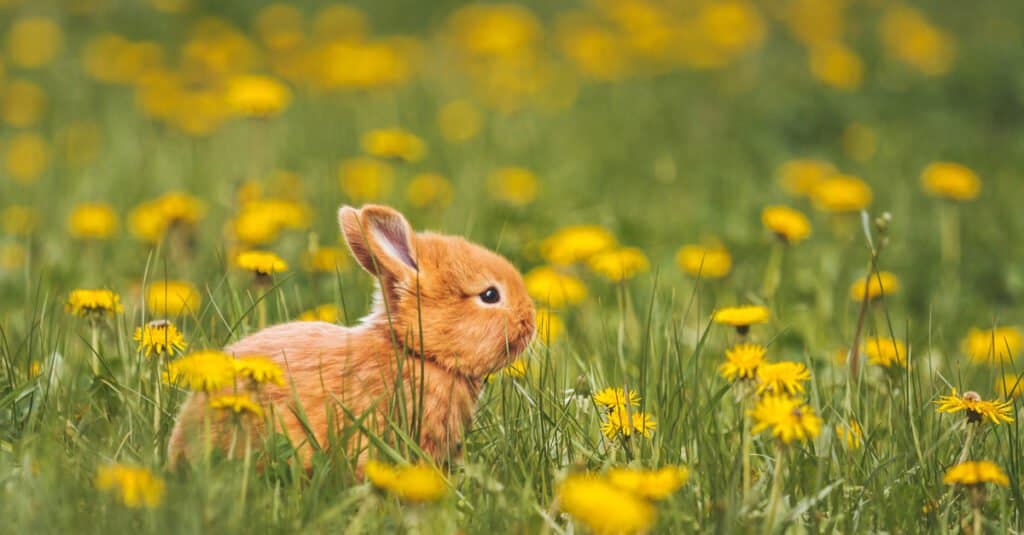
[167,204,535,471]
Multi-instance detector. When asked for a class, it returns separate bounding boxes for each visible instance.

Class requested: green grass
[3,0,1024,533]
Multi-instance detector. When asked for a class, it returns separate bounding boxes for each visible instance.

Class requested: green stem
[763,443,786,535]
[90,322,100,376]
[741,393,752,505]
[973,505,982,535]
[957,424,976,464]
[761,241,784,300]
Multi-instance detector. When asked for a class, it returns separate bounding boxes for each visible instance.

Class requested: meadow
[2,0,1024,533]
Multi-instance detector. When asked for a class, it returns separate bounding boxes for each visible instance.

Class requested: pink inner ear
[372,224,417,271]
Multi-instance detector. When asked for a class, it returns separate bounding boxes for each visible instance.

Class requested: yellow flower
[943,461,1009,487]
[921,162,981,201]
[298,304,340,323]
[601,406,656,439]
[712,305,770,333]
[593,387,641,410]
[2,205,38,236]
[163,350,236,392]
[360,128,426,162]
[233,199,310,245]
[863,337,907,368]
[490,357,528,380]
[2,79,47,128]
[536,308,565,343]
[811,175,873,213]
[446,4,542,59]
[719,343,766,382]
[365,460,448,503]
[541,225,616,266]
[809,42,863,91]
[606,466,690,501]
[406,173,454,208]
[66,289,123,317]
[339,157,395,202]
[225,75,292,118]
[558,473,656,535]
[880,6,954,76]
[995,374,1023,399]
[934,388,1013,425]
[587,247,650,282]
[303,246,351,273]
[235,250,288,276]
[777,159,836,197]
[5,132,50,183]
[756,361,812,396]
[488,167,539,206]
[835,421,863,450]
[95,464,165,509]
[68,203,119,240]
[437,99,481,143]
[146,280,202,316]
[762,206,812,244]
[6,17,63,68]
[133,320,187,357]
[209,394,264,417]
[849,271,899,302]
[233,356,285,386]
[750,395,822,444]
[962,326,1023,364]
[524,266,588,308]
[0,243,27,271]
[129,192,206,243]
[675,244,732,279]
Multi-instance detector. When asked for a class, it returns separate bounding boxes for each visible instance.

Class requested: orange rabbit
[167,204,536,470]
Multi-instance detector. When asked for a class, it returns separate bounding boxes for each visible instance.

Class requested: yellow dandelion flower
[713,305,770,334]
[835,421,863,450]
[163,350,236,392]
[303,246,351,274]
[146,280,202,316]
[225,74,292,118]
[360,128,426,162]
[750,395,822,444]
[298,304,340,323]
[809,42,864,91]
[943,460,1009,487]
[558,473,656,535]
[601,406,656,439]
[675,244,732,279]
[811,175,873,213]
[488,167,539,207]
[339,157,395,202]
[756,361,812,396]
[66,289,123,317]
[406,172,454,208]
[849,271,900,302]
[541,225,617,266]
[6,17,63,69]
[95,464,165,509]
[365,460,448,503]
[962,326,1022,364]
[235,250,288,276]
[587,247,650,282]
[934,389,1013,425]
[488,357,528,382]
[524,266,588,308]
[437,99,481,143]
[921,162,980,201]
[995,374,1023,399]
[880,6,955,77]
[68,203,119,240]
[2,205,38,236]
[593,387,641,410]
[762,206,812,244]
[233,356,285,386]
[5,132,50,183]
[606,465,690,501]
[2,79,48,129]
[777,159,837,197]
[719,343,766,382]
[129,192,206,243]
[536,308,565,343]
[863,337,907,368]
[209,394,264,417]
[133,320,187,357]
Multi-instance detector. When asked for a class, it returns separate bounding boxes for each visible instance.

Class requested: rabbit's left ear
[339,204,418,280]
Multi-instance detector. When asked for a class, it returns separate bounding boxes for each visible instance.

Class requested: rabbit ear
[339,204,418,280]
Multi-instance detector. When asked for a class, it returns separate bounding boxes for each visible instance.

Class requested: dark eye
[479,287,501,304]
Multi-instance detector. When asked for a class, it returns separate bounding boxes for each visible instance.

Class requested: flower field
[2,0,1024,533]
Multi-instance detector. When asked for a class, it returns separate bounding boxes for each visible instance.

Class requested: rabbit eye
[479,287,501,304]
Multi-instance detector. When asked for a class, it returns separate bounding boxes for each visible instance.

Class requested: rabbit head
[340,204,536,378]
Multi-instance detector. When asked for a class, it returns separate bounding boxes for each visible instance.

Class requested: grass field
[2,0,1024,533]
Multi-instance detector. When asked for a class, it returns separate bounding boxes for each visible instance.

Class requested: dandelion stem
[956,424,976,464]
[257,299,267,330]
[761,242,784,300]
[89,321,100,376]
[972,505,982,535]
[154,352,163,445]
[763,442,786,535]
[741,393,752,505]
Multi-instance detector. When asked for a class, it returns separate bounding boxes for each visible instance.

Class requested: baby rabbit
[168,204,536,470]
